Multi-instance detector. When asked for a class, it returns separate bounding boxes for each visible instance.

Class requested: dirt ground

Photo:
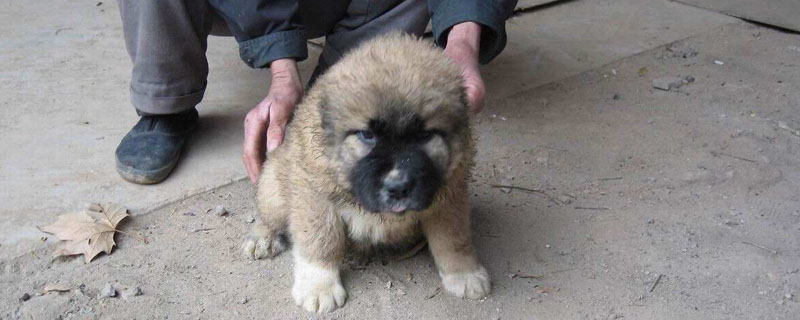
[2,19,799,319]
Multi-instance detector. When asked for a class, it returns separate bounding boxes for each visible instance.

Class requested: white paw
[241,233,287,260]
[441,265,491,299]
[292,254,347,313]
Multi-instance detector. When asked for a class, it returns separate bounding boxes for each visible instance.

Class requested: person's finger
[266,100,290,153]
[463,71,486,114]
[242,100,270,184]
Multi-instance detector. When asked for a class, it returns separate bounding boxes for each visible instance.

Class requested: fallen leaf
[43,284,72,293]
[39,203,129,263]
[536,286,560,294]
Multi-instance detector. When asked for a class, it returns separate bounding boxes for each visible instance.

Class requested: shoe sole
[115,155,180,185]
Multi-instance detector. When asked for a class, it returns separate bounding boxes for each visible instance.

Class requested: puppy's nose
[384,173,413,200]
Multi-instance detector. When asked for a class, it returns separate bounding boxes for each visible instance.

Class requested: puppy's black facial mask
[349,114,444,214]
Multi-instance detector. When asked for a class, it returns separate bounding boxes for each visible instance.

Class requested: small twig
[598,176,623,181]
[424,287,441,300]
[191,228,216,233]
[392,240,427,262]
[490,184,563,205]
[710,151,757,163]
[648,274,663,293]
[513,273,543,280]
[574,206,610,211]
[742,241,778,254]
[55,27,73,35]
[491,184,545,193]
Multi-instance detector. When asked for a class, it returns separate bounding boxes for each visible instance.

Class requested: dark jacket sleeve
[428,0,517,64]
[209,0,307,68]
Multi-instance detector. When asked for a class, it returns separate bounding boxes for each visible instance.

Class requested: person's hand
[444,22,485,114]
[243,58,303,184]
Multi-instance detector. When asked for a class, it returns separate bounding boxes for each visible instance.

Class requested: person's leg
[306,0,430,86]
[120,0,213,115]
[116,0,213,184]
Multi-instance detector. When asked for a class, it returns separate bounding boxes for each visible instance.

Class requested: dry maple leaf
[39,203,129,263]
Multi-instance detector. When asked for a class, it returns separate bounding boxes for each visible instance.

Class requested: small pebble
[653,76,684,91]
[396,289,407,296]
[245,215,255,224]
[545,244,551,249]
[19,293,31,302]
[119,286,142,299]
[98,284,116,299]
[713,60,724,65]
[499,176,514,193]
[386,281,393,289]
[239,297,249,304]
[214,205,228,216]
[557,195,573,205]
[785,293,794,300]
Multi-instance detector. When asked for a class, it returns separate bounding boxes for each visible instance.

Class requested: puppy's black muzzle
[351,146,442,214]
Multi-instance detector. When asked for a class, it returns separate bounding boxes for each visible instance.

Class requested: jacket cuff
[430,0,508,64]
[238,29,308,68]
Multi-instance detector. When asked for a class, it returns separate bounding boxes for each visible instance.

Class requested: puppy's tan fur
[242,33,489,313]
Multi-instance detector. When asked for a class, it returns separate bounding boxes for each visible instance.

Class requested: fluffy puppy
[242,32,489,313]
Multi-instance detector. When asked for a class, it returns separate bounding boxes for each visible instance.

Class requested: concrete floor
[2,0,799,319]
[0,0,734,257]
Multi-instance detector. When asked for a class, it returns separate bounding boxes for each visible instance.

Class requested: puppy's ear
[318,95,339,148]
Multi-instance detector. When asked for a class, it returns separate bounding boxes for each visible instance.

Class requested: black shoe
[115,109,198,184]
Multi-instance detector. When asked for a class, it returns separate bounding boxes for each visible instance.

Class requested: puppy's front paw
[241,233,287,260]
[292,278,346,313]
[292,257,346,313]
[441,265,491,299]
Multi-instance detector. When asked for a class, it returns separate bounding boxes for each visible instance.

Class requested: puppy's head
[316,33,469,214]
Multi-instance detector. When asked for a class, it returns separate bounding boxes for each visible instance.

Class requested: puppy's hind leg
[242,163,290,260]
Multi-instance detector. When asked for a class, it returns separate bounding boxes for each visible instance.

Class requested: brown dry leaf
[536,286,560,294]
[43,284,72,293]
[39,203,129,263]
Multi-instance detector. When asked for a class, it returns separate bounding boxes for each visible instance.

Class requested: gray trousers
[119,0,429,115]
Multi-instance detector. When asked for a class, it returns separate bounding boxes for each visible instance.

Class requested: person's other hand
[243,58,303,184]
[444,22,484,114]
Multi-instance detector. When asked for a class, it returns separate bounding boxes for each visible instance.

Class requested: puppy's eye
[417,131,433,141]
[356,130,377,144]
